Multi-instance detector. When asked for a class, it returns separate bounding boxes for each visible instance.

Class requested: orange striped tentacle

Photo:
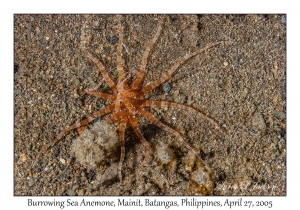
[132,16,165,90]
[110,111,123,124]
[121,89,137,98]
[51,104,115,146]
[136,40,227,99]
[81,25,117,93]
[118,112,127,183]
[116,15,126,80]
[82,48,117,93]
[141,100,225,134]
[86,89,117,101]
[137,107,199,155]
[114,96,121,112]
[127,112,151,164]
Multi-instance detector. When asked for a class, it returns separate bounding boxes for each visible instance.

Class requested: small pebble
[272,110,286,121]
[113,68,118,76]
[75,32,81,38]
[163,83,172,93]
[251,112,266,131]
[54,148,60,156]
[93,21,99,26]
[274,103,282,110]
[36,20,43,26]
[27,177,35,187]
[67,189,77,196]
[233,17,240,24]
[65,168,72,176]
[81,176,87,182]
[73,78,81,87]
[14,64,20,74]
[59,158,66,164]
[20,153,27,162]
[107,36,119,44]
[191,169,209,184]
[77,189,85,196]
[32,132,39,138]
[223,61,228,66]
[87,171,95,180]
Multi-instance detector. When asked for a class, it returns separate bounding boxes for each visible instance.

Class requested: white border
[2,0,298,209]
